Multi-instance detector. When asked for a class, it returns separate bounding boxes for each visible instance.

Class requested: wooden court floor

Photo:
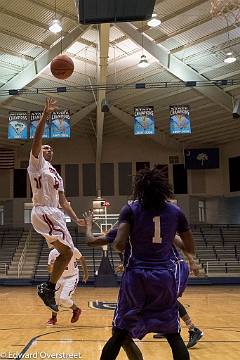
[0,286,239,360]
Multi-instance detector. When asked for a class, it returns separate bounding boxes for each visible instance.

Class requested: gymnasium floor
[0,286,239,360]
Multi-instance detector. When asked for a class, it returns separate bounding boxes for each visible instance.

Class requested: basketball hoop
[210,0,240,22]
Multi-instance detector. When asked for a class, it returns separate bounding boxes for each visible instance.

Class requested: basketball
[50,54,74,80]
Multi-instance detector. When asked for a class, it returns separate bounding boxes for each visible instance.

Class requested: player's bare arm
[174,235,199,276]
[83,211,109,246]
[113,222,130,252]
[48,264,53,274]
[178,230,195,256]
[58,191,83,227]
[79,256,89,283]
[32,97,56,158]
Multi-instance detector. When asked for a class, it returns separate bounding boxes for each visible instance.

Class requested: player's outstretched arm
[113,223,130,252]
[59,191,84,226]
[48,264,53,274]
[174,235,199,276]
[178,230,195,256]
[79,256,89,283]
[83,211,108,246]
[32,97,56,158]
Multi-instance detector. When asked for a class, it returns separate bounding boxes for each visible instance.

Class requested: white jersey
[48,247,82,277]
[27,150,64,208]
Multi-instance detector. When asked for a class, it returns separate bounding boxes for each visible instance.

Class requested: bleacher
[192,224,240,275]
[0,227,24,276]
[1,224,240,281]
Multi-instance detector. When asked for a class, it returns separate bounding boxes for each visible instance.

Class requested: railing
[17,230,31,278]
[0,262,7,276]
[204,261,240,275]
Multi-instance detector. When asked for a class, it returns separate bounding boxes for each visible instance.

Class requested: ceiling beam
[0,6,93,47]
[72,103,97,126]
[178,118,232,142]
[0,6,53,32]
[96,24,110,195]
[117,23,233,113]
[0,46,33,61]
[0,26,49,50]
[28,0,78,21]
[113,0,209,47]
[184,123,240,143]
[172,21,240,55]
[109,104,181,151]
[0,25,90,103]
[219,134,240,144]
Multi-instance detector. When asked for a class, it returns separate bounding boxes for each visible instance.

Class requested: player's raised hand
[44,97,57,114]
[83,210,93,226]
[76,218,85,227]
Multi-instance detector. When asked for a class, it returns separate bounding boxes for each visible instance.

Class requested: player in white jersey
[27,97,84,312]
[47,247,88,325]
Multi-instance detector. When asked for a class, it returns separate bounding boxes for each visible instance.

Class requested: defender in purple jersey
[99,167,195,360]
[85,218,203,355]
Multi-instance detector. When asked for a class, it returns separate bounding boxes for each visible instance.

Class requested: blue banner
[169,105,191,134]
[134,106,155,135]
[8,112,28,139]
[51,110,71,138]
[30,111,50,139]
[184,148,219,169]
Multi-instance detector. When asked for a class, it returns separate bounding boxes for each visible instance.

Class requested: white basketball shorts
[55,274,79,308]
[31,206,74,249]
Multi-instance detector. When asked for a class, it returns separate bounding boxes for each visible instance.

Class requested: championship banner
[30,111,50,139]
[51,110,71,138]
[134,106,155,135]
[169,105,191,134]
[8,111,28,139]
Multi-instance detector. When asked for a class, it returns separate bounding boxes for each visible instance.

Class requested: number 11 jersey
[28,150,64,208]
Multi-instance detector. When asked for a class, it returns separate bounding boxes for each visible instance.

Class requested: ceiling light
[49,19,62,33]
[224,53,236,64]
[138,54,150,68]
[147,14,161,27]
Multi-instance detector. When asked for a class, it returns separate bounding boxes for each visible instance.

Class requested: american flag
[0,148,15,169]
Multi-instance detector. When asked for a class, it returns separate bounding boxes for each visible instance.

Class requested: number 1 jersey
[119,201,189,269]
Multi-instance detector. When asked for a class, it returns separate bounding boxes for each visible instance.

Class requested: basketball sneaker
[187,327,203,348]
[71,307,81,323]
[47,317,57,326]
[37,283,58,312]
[153,333,165,339]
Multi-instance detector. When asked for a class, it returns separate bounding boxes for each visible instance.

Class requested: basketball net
[210,0,240,22]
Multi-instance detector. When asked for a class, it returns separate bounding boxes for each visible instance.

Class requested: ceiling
[0,0,240,152]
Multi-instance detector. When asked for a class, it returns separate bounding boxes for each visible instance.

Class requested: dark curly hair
[133,166,172,210]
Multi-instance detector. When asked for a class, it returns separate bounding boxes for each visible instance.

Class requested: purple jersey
[107,229,189,296]
[119,201,189,269]
[110,205,190,339]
